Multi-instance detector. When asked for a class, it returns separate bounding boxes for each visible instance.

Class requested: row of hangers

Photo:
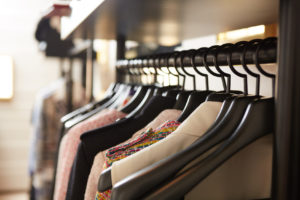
[57,37,277,200]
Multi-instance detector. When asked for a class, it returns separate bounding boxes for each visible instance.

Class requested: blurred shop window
[0,55,14,100]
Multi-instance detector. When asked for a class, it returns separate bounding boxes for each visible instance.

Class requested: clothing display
[54,109,127,200]
[65,95,177,200]
[95,120,181,200]
[27,38,279,200]
[110,101,222,186]
[84,109,182,200]
[29,78,85,200]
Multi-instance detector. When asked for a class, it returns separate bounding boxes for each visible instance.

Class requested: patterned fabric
[95,120,181,200]
[29,78,86,200]
[54,109,127,200]
[84,109,182,200]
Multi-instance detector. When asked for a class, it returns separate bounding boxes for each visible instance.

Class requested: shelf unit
[61,0,278,43]
[60,0,300,199]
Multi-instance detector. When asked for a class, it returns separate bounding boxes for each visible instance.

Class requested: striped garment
[95,120,181,200]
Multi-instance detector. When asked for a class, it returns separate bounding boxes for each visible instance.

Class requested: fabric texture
[96,120,181,200]
[53,109,127,200]
[29,78,85,200]
[111,101,223,186]
[65,95,176,200]
[84,109,182,200]
[185,134,273,200]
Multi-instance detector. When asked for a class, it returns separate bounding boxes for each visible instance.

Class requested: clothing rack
[57,0,300,199]
[117,39,276,68]
[115,38,277,88]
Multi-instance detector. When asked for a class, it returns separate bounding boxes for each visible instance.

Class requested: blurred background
[0,1,63,199]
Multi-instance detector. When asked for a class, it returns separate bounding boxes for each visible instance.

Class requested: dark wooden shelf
[61,0,278,44]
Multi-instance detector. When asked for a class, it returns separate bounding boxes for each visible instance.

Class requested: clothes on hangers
[110,101,222,186]
[95,120,181,200]
[182,134,273,200]
[65,95,177,200]
[53,109,127,200]
[84,109,182,200]
[50,90,118,200]
[29,78,85,200]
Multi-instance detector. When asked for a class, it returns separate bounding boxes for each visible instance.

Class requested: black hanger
[64,59,140,129]
[152,54,180,96]
[60,82,117,124]
[64,83,127,129]
[142,98,274,200]
[253,37,276,97]
[176,48,213,122]
[136,39,275,200]
[101,39,276,198]
[241,39,262,96]
[162,53,182,97]
[99,61,134,110]
[154,54,180,98]
[97,85,175,192]
[98,54,183,192]
[143,50,275,197]
[149,52,190,110]
[204,44,238,102]
[172,91,193,110]
[123,57,157,119]
[108,60,137,110]
[108,40,266,200]
[121,58,153,114]
[123,54,180,119]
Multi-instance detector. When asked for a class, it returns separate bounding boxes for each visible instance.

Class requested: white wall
[0,0,61,192]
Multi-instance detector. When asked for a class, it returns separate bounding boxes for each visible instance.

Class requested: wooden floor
[0,192,28,200]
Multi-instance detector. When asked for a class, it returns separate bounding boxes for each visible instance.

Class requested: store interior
[0,0,299,200]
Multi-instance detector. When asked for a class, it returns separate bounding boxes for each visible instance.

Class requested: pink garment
[84,109,182,200]
[54,109,127,200]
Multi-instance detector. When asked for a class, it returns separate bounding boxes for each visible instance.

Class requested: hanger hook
[180,50,196,91]
[172,52,186,88]
[202,46,227,91]
[194,47,209,90]
[135,59,142,85]
[130,59,136,84]
[131,59,138,84]
[125,59,132,84]
[161,53,172,86]
[156,55,169,86]
[141,57,150,85]
[138,58,146,85]
[144,56,152,85]
[254,37,277,97]
[165,53,179,86]
[173,52,186,89]
[148,56,157,85]
[240,39,262,96]
[226,42,248,95]
[217,44,233,93]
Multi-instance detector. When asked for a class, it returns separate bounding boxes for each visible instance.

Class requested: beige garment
[185,134,273,200]
[84,109,182,200]
[111,101,223,185]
